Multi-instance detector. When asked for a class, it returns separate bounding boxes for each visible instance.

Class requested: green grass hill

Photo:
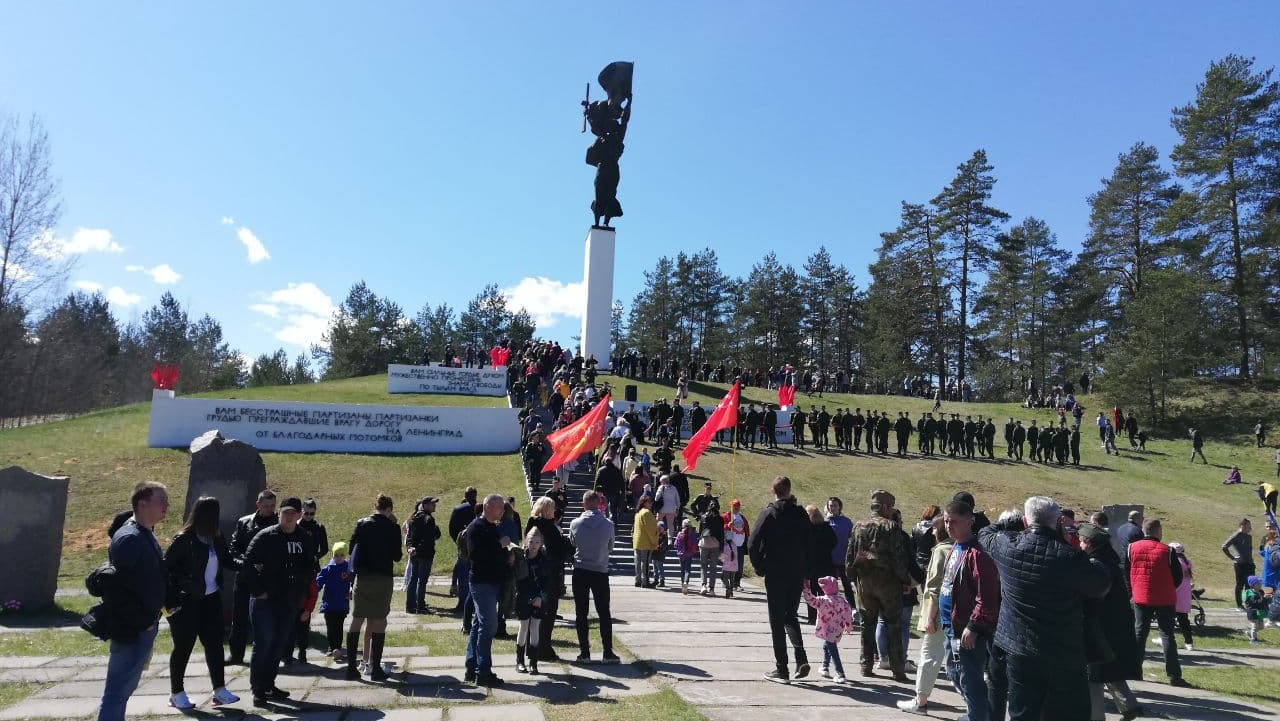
[1,373,1276,604]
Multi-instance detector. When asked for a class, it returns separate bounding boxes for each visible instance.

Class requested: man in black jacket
[1011,420,1026,460]
[449,488,479,608]
[1004,417,1016,458]
[979,496,1111,721]
[97,481,169,721]
[406,497,442,614]
[243,496,313,706]
[763,405,778,449]
[227,490,278,664]
[749,476,812,684]
[465,494,513,687]
[346,494,403,681]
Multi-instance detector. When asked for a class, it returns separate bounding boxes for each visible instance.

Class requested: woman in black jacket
[1080,523,1142,721]
[526,496,572,661]
[163,496,239,709]
[805,504,837,624]
[698,502,726,596]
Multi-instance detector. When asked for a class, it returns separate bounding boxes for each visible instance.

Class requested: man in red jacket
[1127,518,1188,687]
[938,499,1000,721]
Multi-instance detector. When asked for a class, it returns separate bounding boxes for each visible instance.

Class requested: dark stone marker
[0,466,69,610]
[186,430,267,542]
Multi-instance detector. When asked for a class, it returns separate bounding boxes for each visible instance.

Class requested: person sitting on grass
[1224,466,1242,485]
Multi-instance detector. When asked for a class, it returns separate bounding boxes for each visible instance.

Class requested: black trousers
[1134,604,1181,681]
[227,573,252,660]
[168,591,226,694]
[765,573,807,672]
[764,426,777,447]
[572,569,613,655]
[988,643,1009,721]
[1234,563,1257,608]
[323,611,347,651]
[853,428,863,450]
[1005,652,1088,721]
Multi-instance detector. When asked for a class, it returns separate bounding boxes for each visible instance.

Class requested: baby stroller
[1190,588,1207,628]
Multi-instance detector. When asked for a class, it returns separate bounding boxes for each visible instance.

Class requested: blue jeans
[822,640,845,676]
[97,624,158,721]
[465,581,499,676]
[680,557,693,585]
[249,597,296,694]
[944,626,991,721]
[877,606,913,662]
[406,555,433,611]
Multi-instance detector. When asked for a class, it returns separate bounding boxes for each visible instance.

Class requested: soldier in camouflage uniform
[846,489,913,682]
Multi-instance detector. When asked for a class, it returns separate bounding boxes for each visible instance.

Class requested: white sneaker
[1183,643,1194,652]
[169,692,195,710]
[896,698,928,715]
[877,659,891,670]
[210,687,239,706]
[820,666,832,678]
[832,674,847,684]
[1152,637,1163,646]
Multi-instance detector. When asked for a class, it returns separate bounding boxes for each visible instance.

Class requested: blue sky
[3,2,1275,361]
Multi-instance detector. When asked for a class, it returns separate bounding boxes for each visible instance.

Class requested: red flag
[682,381,741,472]
[541,393,612,473]
[778,384,795,408]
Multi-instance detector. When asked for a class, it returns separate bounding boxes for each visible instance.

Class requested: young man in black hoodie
[243,496,313,706]
[749,475,813,684]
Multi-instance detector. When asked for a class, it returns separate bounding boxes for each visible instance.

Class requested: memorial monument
[0,466,69,610]
[579,61,633,370]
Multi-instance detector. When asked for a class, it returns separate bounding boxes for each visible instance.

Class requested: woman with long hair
[163,496,239,709]
[525,496,572,661]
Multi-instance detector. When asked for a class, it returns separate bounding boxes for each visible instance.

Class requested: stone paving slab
[0,697,91,721]
[0,655,58,668]
[449,702,543,721]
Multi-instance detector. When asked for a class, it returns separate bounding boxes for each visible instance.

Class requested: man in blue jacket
[97,481,169,721]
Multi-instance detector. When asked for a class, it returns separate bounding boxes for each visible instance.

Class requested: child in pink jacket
[802,575,854,683]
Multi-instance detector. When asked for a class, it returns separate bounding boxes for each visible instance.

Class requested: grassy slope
[1,375,520,585]
[1,373,1275,600]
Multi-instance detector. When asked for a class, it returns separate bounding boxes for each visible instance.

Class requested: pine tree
[932,150,1009,383]
[1170,54,1280,379]
[1082,142,1180,301]
[880,201,951,385]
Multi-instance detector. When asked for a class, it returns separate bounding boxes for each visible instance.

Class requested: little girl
[802,575,854,683]
[720,536,738,599]
[515,528,549,673]
[675,519,698,595]
[1169,542,1195,651]
[315,542,353,660]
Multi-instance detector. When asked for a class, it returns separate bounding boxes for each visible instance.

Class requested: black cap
[421,496,440,505]
[280,496,303,512]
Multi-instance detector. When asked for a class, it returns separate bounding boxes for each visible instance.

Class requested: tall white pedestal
[580,226,615,370]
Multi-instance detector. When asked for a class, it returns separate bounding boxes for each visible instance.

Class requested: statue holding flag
[582,61,634,228]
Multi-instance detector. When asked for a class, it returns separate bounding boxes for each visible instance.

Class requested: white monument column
[580,226,615,370]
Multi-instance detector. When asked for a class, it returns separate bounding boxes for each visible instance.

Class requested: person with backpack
[162,496,239,710]
[654,474,680,539]
[845,489,913,683]
[96,482,169,721]
[697,501,725,596]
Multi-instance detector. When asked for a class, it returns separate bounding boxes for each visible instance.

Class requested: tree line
[617,55,1280,423]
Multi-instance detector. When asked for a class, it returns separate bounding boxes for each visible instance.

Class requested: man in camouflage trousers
[846,489,913,682]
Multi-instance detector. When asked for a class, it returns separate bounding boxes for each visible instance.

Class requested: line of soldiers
[789,408,1084,465]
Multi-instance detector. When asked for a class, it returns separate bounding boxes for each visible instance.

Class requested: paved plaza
[2,578,1277,720]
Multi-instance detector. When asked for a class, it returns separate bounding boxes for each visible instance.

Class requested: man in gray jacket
[569,489,618,664]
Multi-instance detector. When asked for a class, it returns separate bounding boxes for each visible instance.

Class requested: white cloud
[220,216,236,226]
[502,276,585,327]
[73,280,103,292]
[125,263,181,284]
[7,262,35,282]
[105,286,141,307]
[237,227,270,264]
[252,282,335,348]
[32,228,124,258]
